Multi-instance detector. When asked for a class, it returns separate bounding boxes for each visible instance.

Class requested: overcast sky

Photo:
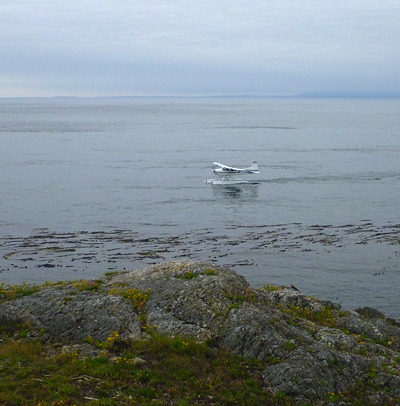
[1,0,400,97]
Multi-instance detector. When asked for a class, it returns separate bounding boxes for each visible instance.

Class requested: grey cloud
[1,0,399,96]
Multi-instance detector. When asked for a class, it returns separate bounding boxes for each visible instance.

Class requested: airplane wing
[213,162,239,171]
[213,162,228,168]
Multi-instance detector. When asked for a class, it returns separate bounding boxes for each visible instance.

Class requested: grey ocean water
[1,98,399,317]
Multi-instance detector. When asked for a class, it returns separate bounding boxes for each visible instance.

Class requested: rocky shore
[1,261,400,405]
[1,221,399,317]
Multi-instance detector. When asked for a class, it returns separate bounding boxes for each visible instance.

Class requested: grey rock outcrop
[1,285,142,342]
[1,261,400,405]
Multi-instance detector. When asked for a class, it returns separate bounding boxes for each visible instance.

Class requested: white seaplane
[205,161,260,185]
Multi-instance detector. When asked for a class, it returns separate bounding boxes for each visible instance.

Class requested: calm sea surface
[1,98,399,317]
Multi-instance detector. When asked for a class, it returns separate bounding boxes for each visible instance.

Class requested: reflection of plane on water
[211,184,259,199]
[205,161,260,185]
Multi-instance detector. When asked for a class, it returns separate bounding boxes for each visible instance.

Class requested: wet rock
[36,263,55,268]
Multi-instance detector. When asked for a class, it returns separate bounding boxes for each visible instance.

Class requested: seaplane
[205,161,260,185]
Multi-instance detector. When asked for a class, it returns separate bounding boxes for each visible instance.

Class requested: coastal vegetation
[0,328,281,406]
[1,261,399,405]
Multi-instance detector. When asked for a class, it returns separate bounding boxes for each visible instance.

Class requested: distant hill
[295,91,400,99]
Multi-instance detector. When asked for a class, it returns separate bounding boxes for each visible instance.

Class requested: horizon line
[1,92,400,100]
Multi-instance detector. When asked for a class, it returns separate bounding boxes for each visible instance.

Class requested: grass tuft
[107,287,151,313]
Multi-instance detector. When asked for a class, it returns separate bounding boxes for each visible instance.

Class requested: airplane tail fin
[242,161,259,173]
[249,161,258,171]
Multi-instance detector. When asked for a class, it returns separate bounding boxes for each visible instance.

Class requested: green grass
[0,282,42,303]
[175,270,198,280]
[107,287,151,313]
[202,268,219,276]
[0,324,294,406]
[72,280,103,292]
[0,281,68,304]
[262,283,283,292]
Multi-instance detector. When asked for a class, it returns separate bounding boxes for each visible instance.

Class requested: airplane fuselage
[213,167,256,175]
[212,161,259,176]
